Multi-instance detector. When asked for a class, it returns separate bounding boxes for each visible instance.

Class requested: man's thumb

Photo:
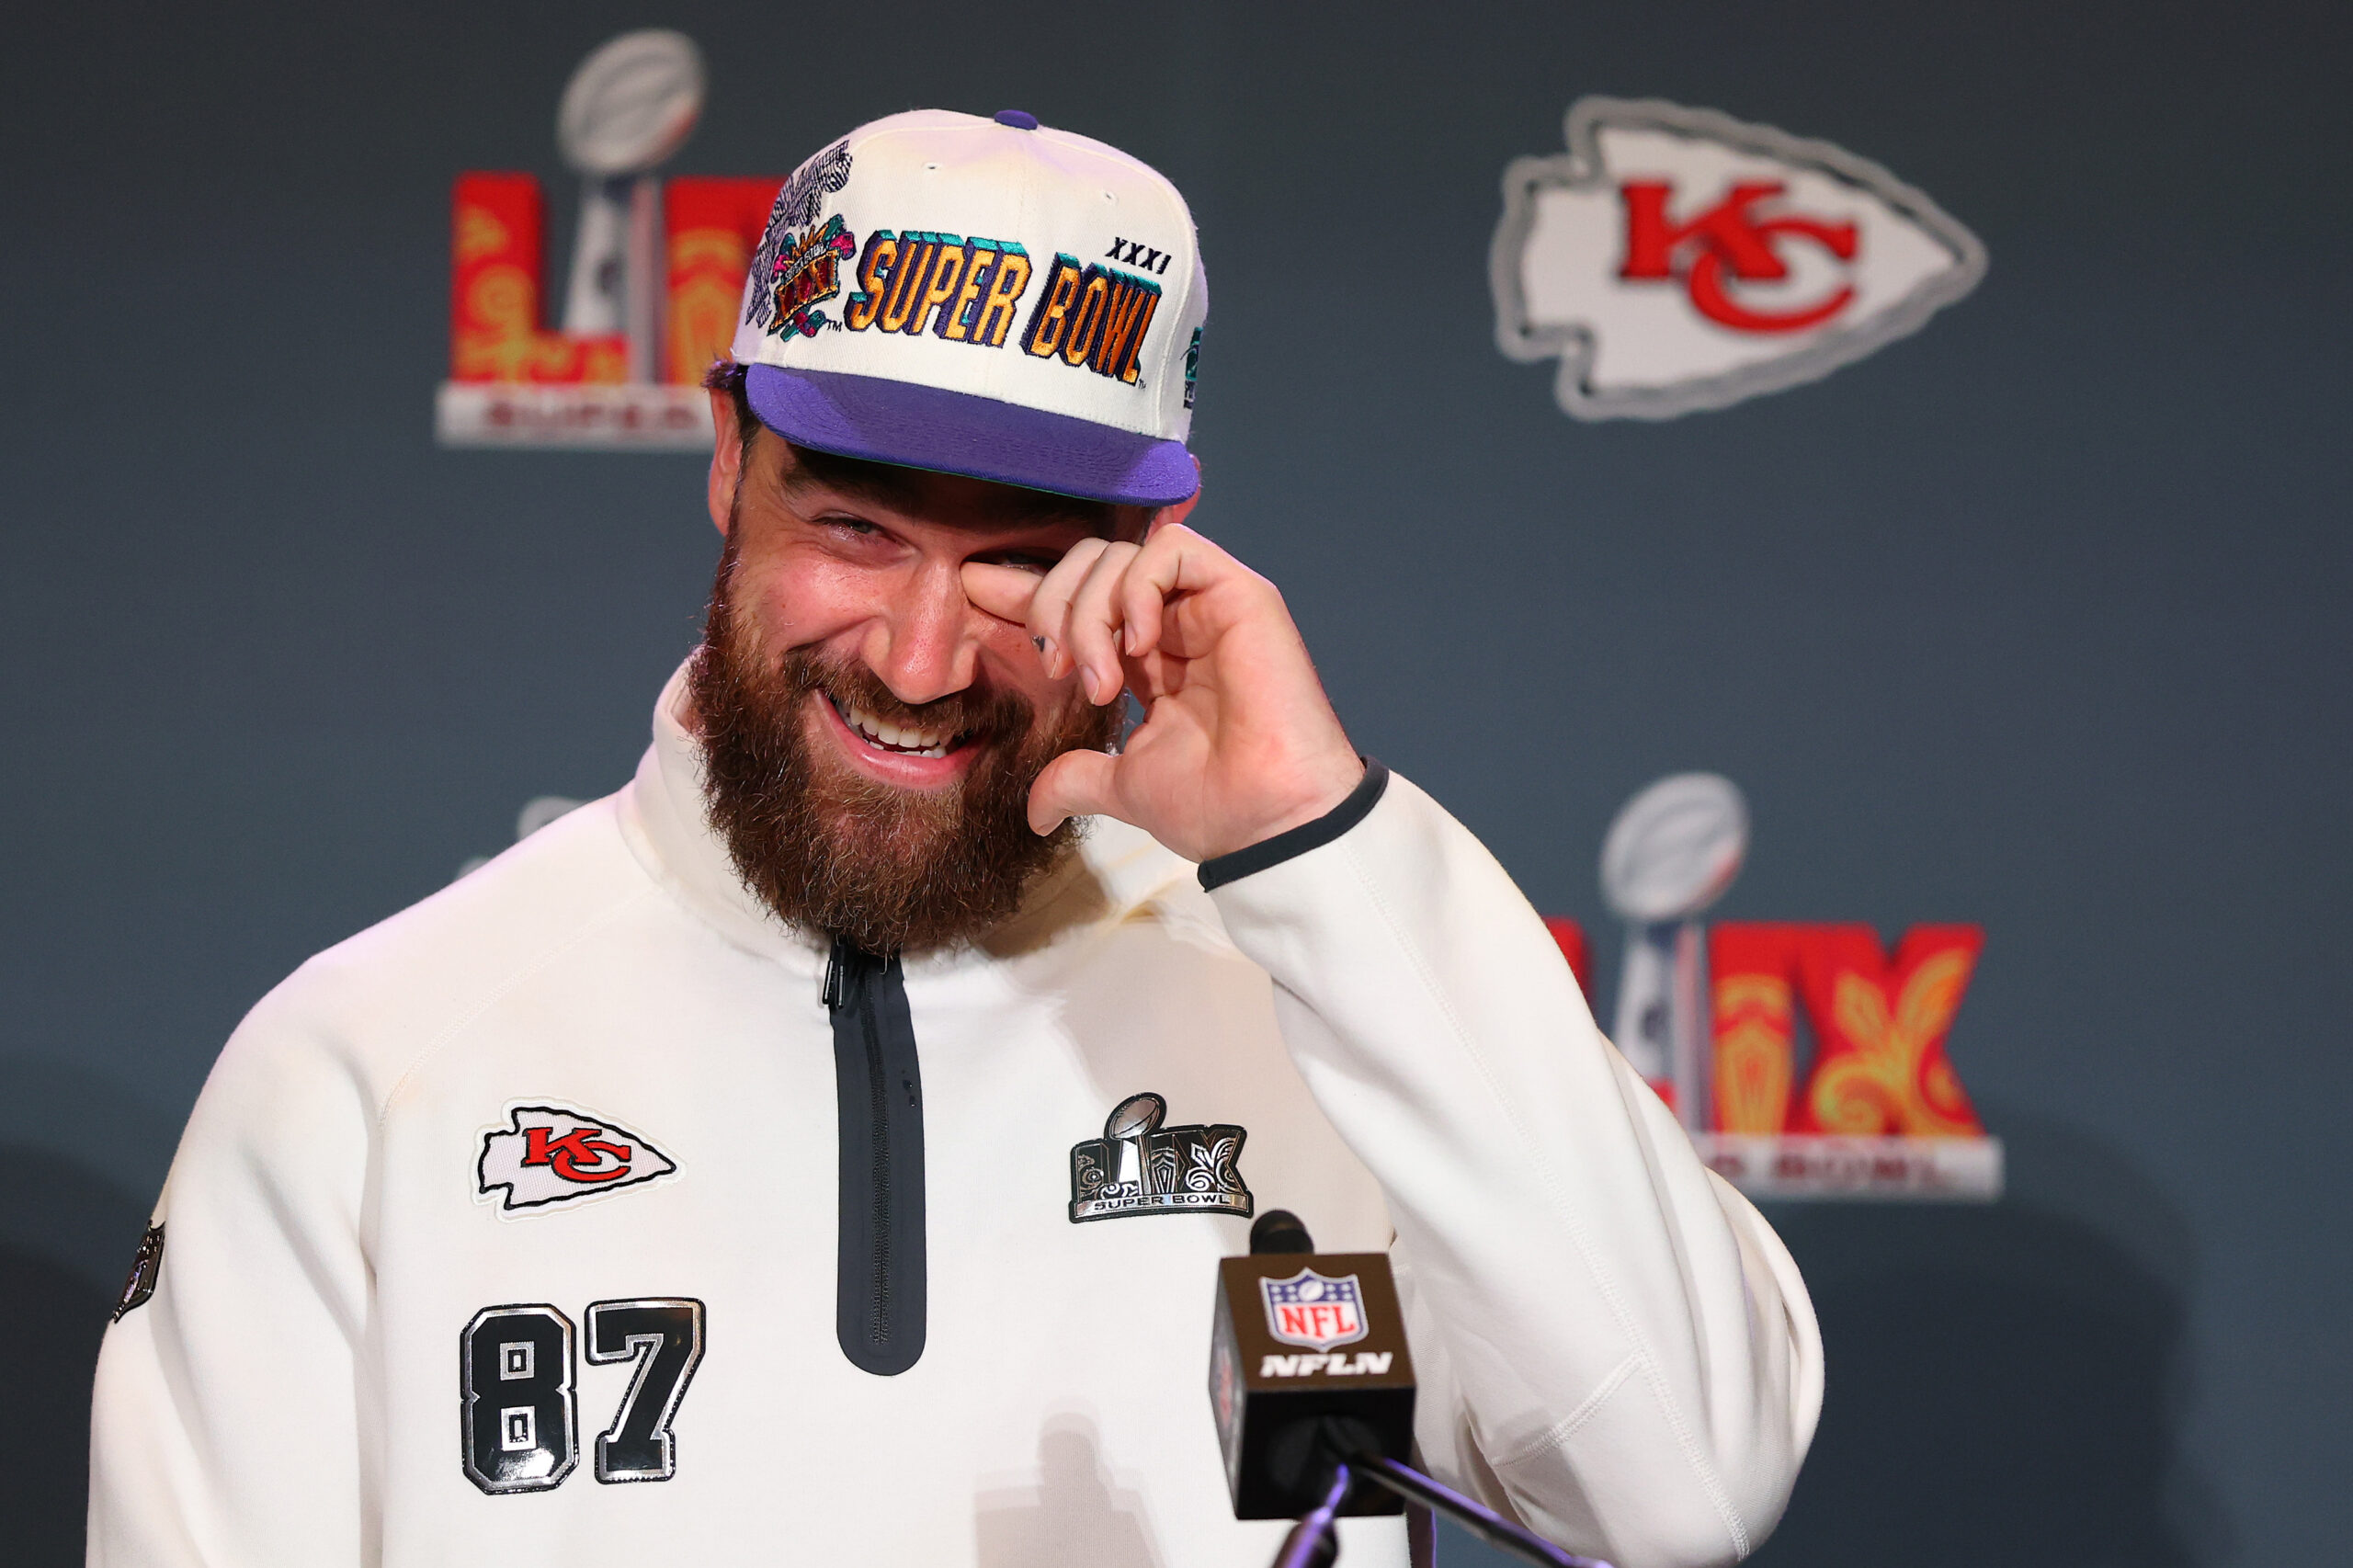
[1028,748,1119,835]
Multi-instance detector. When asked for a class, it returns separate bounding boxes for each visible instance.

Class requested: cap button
[994,108,1040,131]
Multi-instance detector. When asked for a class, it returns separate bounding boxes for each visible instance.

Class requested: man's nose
[859,561,988,706]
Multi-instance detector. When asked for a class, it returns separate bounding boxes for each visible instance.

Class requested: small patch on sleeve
[111,1223,164,1322]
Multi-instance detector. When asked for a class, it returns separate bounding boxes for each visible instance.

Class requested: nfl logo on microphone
[1260,1269,1370,1351]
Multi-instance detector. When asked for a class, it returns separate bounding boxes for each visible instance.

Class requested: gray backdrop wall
[4,2,2346,1562]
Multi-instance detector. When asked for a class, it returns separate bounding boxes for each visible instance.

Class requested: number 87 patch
[460,1298,704,1494]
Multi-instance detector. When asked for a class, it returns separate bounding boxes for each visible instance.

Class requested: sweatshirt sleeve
[1203,769,1822,1568]
[87,985,376,1568]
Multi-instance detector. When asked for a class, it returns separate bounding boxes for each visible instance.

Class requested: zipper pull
[822,936,852,1012]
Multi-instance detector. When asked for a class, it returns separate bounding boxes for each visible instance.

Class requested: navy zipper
[823,937,926,1375]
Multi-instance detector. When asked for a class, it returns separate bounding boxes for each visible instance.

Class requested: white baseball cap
[730,108,1207,506]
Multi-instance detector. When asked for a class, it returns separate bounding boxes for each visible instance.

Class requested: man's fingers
[1063,541,1142,705]
[987,524,1256,709]
[1115,574,1170,665]
[1026,537,1110,679]
[1120,523,1259,659]
[1064,524,1240,693]
[1028,747,1120,835]
[961,562,1043,625]
[1115,540,1170,663]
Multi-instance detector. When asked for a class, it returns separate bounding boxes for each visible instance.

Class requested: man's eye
[824,517,882,537]
[971,551,1060,573]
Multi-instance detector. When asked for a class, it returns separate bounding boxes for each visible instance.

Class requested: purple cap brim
[745,365,1198,507]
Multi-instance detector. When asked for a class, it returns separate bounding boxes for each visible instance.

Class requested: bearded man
[88,110,1819,1568]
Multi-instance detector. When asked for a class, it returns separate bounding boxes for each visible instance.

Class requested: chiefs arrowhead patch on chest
[1070,1091,1252,1221]
[477,1103,680,1214]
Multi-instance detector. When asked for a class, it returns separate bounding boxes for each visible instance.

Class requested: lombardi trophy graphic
[1601,774,1748,1131]
[556,29,705,382]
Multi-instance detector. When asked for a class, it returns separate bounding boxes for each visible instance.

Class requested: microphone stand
[1271,1463,1354,1568]
[1347,1452,1612,1568]
[1265,1450,1613,1568]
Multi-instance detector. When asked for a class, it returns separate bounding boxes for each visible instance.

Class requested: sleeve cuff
[1197,759,1391,892]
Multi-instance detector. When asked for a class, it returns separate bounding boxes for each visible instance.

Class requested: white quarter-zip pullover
[88,661,1820,1568]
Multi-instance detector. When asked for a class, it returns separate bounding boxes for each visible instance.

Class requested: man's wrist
[1198,760,1389,891]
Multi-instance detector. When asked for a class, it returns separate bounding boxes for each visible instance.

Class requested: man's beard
[687,541,1119,955]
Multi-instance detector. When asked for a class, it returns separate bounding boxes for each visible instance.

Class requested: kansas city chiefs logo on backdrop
[477,1103,679,1213]
[1491,97,1985,419]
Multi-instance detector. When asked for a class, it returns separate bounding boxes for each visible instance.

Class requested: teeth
[833,695,956,757]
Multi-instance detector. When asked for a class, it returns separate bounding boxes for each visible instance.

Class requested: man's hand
[962,523,1364,864]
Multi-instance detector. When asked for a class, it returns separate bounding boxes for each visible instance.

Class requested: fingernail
[1121,626,1137,655]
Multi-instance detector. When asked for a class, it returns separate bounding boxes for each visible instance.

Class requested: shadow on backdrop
[0,1145,146,1567]
[0,1057,175,1565]
[1440,1109,2222,1568]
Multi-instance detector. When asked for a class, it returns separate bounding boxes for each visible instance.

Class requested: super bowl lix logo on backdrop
[438,31,782,449]
[1544,773,2003,1200]
[1491,97,1985,419]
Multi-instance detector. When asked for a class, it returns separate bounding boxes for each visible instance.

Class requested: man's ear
[707,387,745,538]
[1146,455,1205,538]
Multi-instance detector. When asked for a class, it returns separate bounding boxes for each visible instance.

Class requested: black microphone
[1211,1211,1616,1568]
[1209,1210,1417,1521]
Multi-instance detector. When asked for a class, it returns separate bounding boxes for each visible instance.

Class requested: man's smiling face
[687,392,1145,952]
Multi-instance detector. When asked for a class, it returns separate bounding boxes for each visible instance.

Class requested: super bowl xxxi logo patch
[477,1103,679,1215]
